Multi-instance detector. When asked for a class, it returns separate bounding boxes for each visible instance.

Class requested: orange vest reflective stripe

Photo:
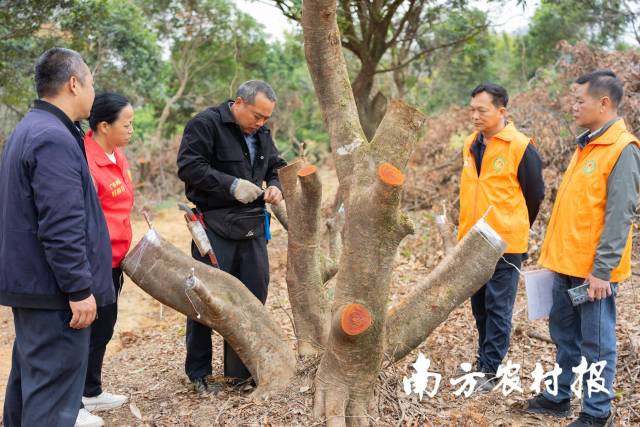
[539,119,639,282]
[458,122,532,253]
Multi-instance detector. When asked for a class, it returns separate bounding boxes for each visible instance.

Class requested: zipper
[471,137,489,221]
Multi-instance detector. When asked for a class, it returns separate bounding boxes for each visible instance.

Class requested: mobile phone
[568,282,590,306]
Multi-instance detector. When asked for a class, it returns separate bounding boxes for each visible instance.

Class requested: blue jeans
[470,259,521,373]
[543,273,617,418]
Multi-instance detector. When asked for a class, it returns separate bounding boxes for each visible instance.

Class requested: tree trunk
[311,101,424,426]
[121,229,296,400]
[279,160,331,356]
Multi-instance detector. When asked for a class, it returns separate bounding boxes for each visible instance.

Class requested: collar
[220,100,238,124]
[84,129,121,167]
[32,99,86,158]
[576,117,625,148]
[489,121,519,143]
[32,99,85,141]
[471,121,518,146]
[471,132,484,147]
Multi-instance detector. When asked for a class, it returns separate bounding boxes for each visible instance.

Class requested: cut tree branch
[279,161,331,356]
[122,229,296,400]
[385,219,507,363]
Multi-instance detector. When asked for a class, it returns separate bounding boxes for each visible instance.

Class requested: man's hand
[264,186,283,204]
[586,274,612,301]
[69,294,97,329]
[233,179,263,204]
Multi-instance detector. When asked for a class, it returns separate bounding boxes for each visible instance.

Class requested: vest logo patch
[582,160,597,175]
[492,156,506,172]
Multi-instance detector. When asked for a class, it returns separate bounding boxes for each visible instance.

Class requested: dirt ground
[0,169,638,426]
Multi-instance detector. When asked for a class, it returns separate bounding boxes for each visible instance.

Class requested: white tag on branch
[129,402,143,420]
[336,139,362,156]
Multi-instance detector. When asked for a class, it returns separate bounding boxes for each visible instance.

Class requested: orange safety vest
[539,119,639,282]
[458,122,532,253]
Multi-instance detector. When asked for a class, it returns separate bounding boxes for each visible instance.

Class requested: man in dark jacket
[177,80,286,392]
[0,48,114,427]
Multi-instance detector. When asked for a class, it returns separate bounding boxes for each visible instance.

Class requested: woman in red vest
[77,93,134,427]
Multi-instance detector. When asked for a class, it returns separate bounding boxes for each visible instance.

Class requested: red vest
[84,130,134,268]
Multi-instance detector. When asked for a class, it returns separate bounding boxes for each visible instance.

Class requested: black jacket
[177,101,287,212]
[0,100,114,309]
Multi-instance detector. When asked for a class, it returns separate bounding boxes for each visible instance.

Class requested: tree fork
[121,229,296,400]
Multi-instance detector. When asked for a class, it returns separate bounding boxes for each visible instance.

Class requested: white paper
[524,269,555,320]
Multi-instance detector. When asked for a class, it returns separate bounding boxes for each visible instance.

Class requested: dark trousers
[185,228,269,383]
[470,258,521,373]
[84,268,123,397]
[3,307,90,427]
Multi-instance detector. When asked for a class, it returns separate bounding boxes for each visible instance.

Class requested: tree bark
[352,68,387,140]
[121,229,296,400]
[279,160,331,356]
[385,219,507,363]
[311,101,424,426]
[303,2,430,424]
[302,0,367,200]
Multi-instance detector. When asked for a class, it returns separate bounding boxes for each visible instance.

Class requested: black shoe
[476,370,497,392]
[207,379,225,394]
[523,393,571,417]
[190,376,209,393]
[190,376,223,395]
[566,412,612,427]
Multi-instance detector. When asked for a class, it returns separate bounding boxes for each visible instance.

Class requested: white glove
[233,179,263,204]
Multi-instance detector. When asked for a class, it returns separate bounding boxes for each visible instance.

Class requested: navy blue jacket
[0,100,114,309]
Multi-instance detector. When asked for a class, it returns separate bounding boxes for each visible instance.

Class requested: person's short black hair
[470,83,509,108]
[34,47,88,98]
[575,69,623,109]
[89,92,130,131]
[236,80,277,104]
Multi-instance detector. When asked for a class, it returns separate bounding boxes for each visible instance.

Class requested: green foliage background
[1,0,636,166]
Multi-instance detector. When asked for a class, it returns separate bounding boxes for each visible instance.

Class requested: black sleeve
[517,143,545,226]
[177,115,237,198]
[264,138,287,190]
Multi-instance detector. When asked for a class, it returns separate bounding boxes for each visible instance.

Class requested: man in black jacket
[177,80,287,392]
[0,48,114,427]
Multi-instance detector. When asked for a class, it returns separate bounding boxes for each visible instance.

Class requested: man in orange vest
[458,83,545,389]
[524,70,640,427]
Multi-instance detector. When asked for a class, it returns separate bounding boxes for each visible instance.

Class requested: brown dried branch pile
[404,42,640,264]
